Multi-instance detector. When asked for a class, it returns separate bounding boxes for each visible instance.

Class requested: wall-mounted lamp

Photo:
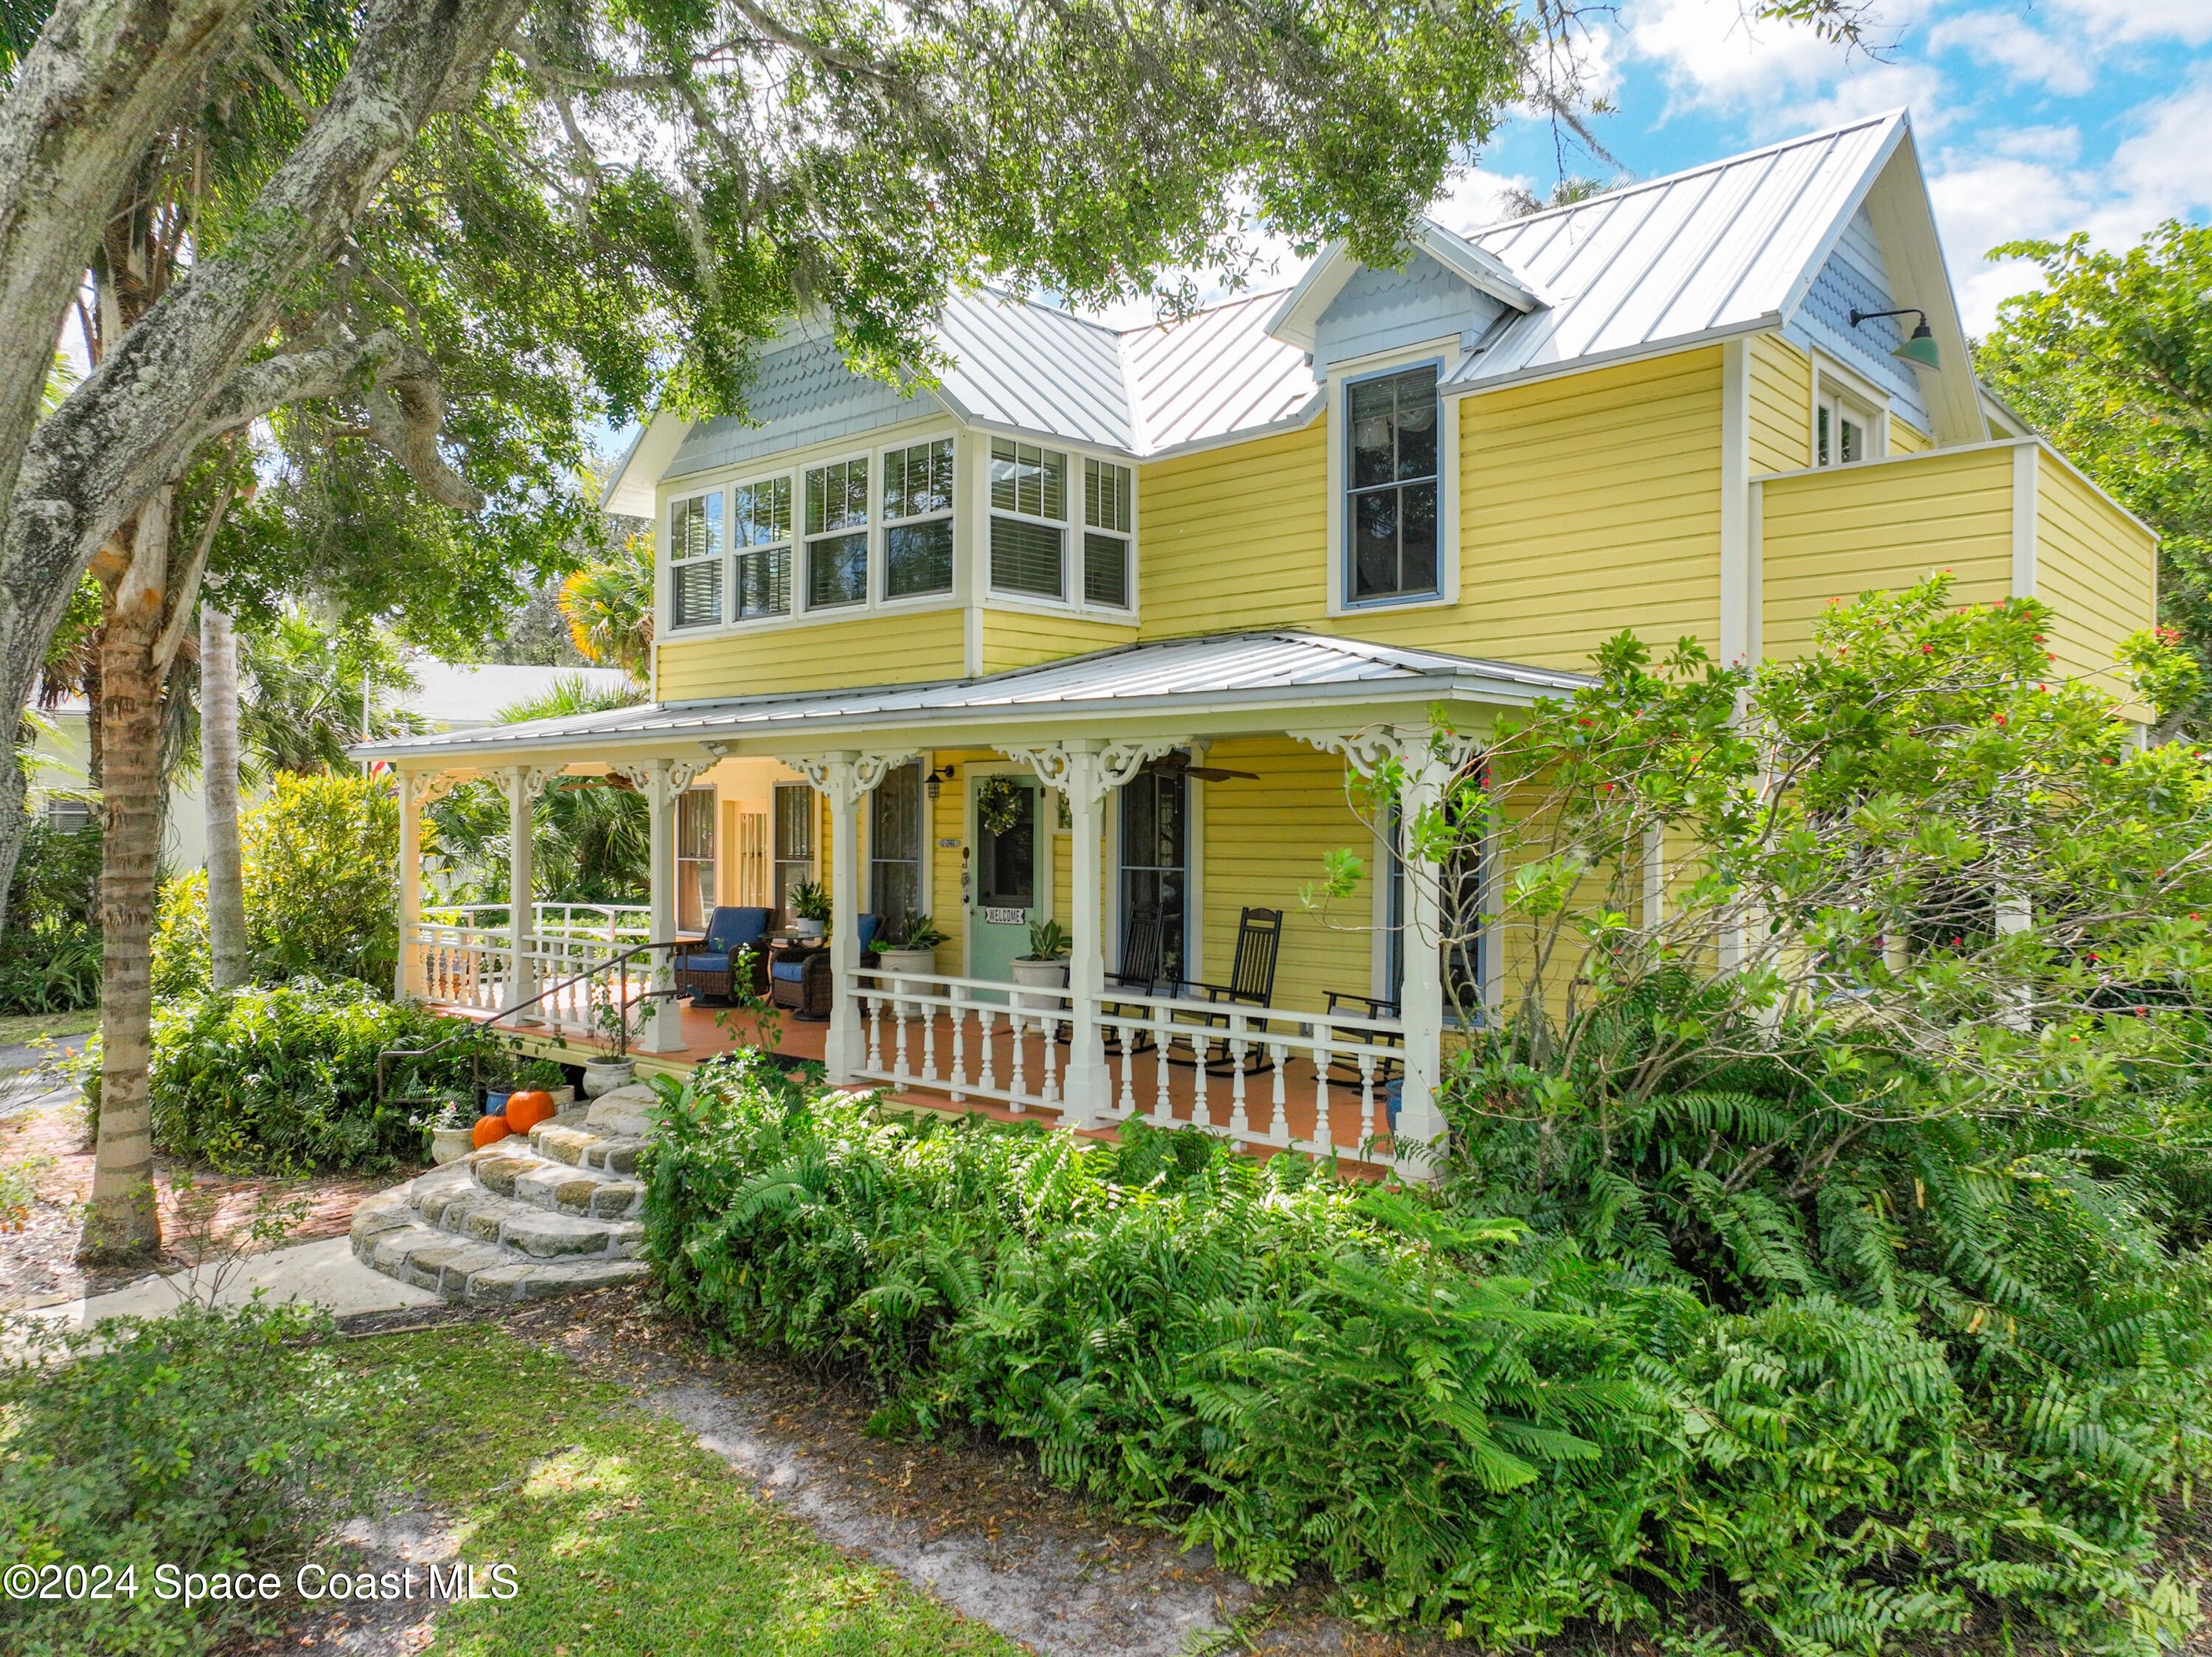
[924,762,957,802]
[1848,306,1941,369]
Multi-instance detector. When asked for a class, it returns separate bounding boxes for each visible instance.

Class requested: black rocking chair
[1321,989,1405,1090]
[1171,906,1284,1074]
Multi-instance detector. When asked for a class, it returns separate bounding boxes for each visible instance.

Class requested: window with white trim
[1345,365,1440,605]
[1815,386,1881,467]
[883,439,954,599]
[731,476,792,619]
[1082,456,1133,608]
[804,458,869,608]
[669,492,724,630]
[989,438,1067,598]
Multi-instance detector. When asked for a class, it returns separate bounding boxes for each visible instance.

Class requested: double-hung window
[732,476,792,618]
[883,439,955,598]
[1346,366,1441,605]
[804,458,869,608]
[669,493,724,630]
[1082,457,1133,608]
[990,438,1067,598]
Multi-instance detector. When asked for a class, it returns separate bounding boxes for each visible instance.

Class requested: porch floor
[438,998,1398,1178]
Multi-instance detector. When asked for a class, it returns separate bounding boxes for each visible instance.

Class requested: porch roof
[351,631,1590,766]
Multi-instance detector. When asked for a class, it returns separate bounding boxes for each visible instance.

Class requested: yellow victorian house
[354,110,2156,1180]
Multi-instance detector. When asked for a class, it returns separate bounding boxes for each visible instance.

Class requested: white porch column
[1293,722,1478,1181]
[1007,739,1183,1132]
[616,757,710,1052]
[395,773,422,1001]
[495,765,555,1012]
[787,750,918,1085]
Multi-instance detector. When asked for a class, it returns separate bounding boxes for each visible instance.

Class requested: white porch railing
[411,902,656,1034]
[848,969,1406,1164]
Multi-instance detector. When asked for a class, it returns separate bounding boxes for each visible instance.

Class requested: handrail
[375,937,694,1105]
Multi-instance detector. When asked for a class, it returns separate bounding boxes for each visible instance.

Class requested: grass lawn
[341,1322,1022,1656]
[0,1008,97,1050]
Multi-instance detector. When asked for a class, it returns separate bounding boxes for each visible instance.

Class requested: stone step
[470,1147,644,1218]
[350,1195,649,1304]
[408,1179,644,1260]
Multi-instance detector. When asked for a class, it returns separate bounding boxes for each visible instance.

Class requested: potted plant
[789,880,831,938]
[425,1097,476,1165]
[1011,918,1071,1018]
[583,982,640,1096]
[874,914,948,1017]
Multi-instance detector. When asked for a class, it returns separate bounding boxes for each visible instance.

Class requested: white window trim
[1808,350,1893,468]
[1326,338,1461,617]
[981,435,1143,622]
[877,436,959,610]
[665,487,726,634]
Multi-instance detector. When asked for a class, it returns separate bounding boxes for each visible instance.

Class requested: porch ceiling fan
[1143,751,1257,784]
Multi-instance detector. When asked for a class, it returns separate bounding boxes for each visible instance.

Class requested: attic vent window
[1346,365,1440,605]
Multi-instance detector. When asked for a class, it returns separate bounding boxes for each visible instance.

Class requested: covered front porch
[366,633,1587,1177]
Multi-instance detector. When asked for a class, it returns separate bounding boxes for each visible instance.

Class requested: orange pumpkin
[504,1090,556,1133]
[471,1114,512,1149]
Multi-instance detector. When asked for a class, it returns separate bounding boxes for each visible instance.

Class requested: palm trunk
[201,601,247,988]
[78,491,170,1261]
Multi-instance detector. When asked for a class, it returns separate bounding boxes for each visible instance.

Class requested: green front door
[967,774,1040,1000]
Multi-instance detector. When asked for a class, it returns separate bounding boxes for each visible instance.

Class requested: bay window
[883,438,955,598]
[990,438,1067,598]
[1083,456,1133,608]
[805,457,869,608]
[732,476,792,618]
[669,492,723,629]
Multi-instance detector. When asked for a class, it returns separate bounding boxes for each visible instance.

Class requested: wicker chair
[673,907,772,1004]
[772,915,881,1020]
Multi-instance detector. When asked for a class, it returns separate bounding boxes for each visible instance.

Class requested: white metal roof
[1445,113,1905,390]
[351,631,1590,763]
[1119,292,1319,453]
[936,294,1135,451]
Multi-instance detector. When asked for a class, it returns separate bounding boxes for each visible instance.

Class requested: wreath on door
[976,775,1025,837]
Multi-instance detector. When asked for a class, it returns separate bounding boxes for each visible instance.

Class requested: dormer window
[669,492,723,630]
[804,457,869,608]
[1346,365,1440,605]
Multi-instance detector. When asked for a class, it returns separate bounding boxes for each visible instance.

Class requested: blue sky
[1447,0,2212,333]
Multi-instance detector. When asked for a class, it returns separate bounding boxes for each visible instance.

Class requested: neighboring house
[353,111,2157,1176]
[23,663,630,872]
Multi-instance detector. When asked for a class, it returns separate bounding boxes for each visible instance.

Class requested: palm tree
[557,533,653,684]
[200,601,248,988]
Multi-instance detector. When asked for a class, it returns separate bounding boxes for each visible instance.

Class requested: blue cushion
[682,951,731,974]
[856,913,882,950]
[770,959,808,982]
[703,906,771,951]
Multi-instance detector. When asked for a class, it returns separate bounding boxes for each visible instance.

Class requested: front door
[967,774,1040,998]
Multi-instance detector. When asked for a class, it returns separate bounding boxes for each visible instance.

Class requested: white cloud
[2045,0,2212,49]
[2108,71,2212,208]
[1925,11,2096,94]
[1925,153,2093,329]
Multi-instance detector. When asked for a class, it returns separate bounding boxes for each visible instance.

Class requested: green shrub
[0,1300,400,1656]
[150,774,400,998]
[94,977,493,1173]
[0,819,101,1014]
[644,1053,2210,1653]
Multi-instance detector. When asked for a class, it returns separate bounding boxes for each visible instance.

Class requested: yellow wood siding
[1889,416,1930,454]
[655,609,965,701]
[1748,334,1812,474]
[1136,348,1726,673]
[1197,737,1371,1015]
[1758,447,2017,661]
[2035,455,2157,708]
[980,611,1133,674]
[1140,424,1330,636]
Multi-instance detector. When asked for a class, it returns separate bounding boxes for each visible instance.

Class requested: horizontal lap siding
[1889,417,1930,454]
[1759,448,2015,661]
[1198,738,1372,1015]
[655,611,966,701]
[1447,350,1725,670]
[981,613,1133,674]
[2034,459,2157,711]
[1749,334,1812,475]
[1138,425,1330,636]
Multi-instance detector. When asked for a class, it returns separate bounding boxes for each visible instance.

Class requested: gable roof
[605,108,1980,510]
